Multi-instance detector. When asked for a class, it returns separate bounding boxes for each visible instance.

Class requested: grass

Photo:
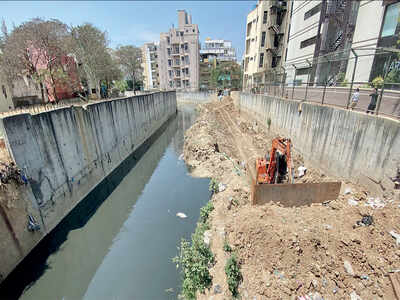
[209,178,219,194]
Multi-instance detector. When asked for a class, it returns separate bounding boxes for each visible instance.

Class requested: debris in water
[178,153,184,161]
[176,212,187,219]
[298,166,307,177]
[389,230,400,246]
[165,288,174,293]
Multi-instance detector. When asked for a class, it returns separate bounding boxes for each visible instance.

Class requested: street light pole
[346,48,358,109]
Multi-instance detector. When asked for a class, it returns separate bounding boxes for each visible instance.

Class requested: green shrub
[372,76,384,88]
[174,202,215,299]
[223,240,232,253]
[225,254,242,297]
[200,201,214,224]
[267,117,271,130]
[209,178,219,194]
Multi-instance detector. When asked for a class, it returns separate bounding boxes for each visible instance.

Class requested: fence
[247,47,400,120]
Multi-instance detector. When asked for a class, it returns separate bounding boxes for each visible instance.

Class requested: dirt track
[183,97,400,300]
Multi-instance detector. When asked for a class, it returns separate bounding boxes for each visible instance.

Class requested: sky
[1,1,257,60]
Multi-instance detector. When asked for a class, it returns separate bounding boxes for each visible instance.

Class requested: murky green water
[0,104,209,300]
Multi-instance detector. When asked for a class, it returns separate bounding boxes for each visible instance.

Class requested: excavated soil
[183,97,400,300]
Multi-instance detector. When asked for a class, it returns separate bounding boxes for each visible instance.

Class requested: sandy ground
[183,97,400,300]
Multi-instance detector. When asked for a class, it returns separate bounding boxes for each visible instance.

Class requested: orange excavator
[252,137,341,207]
[255,137,294,185]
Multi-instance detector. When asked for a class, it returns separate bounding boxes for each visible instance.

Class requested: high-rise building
[141,42,160,90]
[243,0,292,91]
[158,10,200,91]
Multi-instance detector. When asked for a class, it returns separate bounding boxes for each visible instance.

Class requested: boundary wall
[0,91,177,282]
[234,92,400,193]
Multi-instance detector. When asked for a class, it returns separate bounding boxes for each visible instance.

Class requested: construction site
[182,92,400,300]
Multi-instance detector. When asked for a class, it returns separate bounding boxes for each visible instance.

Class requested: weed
[174,202,215,299]
[209,178,219,194]
[267,117,271,130]
[225,254,242,298]
[200,201,214,224]
[223,240,232,253]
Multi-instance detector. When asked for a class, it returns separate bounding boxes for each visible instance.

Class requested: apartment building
[141,42,160,90]
[200,38,237,62]
[285,0,394,87]
[158,10,200,91]
[243,0,291,91]
[199,38,238,90]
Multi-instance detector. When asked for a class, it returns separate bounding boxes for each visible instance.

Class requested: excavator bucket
[251,180,341,207]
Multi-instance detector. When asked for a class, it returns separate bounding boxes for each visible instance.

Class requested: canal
[0,104,210,300]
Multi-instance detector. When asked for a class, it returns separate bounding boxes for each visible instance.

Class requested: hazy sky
[1,1,257,60]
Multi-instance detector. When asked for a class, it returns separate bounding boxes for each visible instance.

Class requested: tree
[0,18,73,102]
[70,23,118,99]
[115,45,143,92]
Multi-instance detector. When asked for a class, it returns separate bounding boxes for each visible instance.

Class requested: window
[176,31,179,37]
[300,36,317,49]
[192,29,195,33]
[382,2,400,37]
[263,11,267,24]
[259,53,264,68]
[168,59,172,66]
[184,43,188,51]
[2,85,7,99]
[247,22,252,36]
[168,70,173,77]
[304,3,321,20]
[175,58,180,65]
[180,31,184,36]
[271,56,278,68]
[175,70,180,77]
[167,37,170,44]
[167,48,171,55]
[295,67,311,76]
[261,31,266,47]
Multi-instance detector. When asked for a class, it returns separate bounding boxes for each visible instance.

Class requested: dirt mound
[183,97,400,299]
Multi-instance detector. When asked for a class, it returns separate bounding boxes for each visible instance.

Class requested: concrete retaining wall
[176,91,216,103]
[237,93,400,192]
[0,91,176,282]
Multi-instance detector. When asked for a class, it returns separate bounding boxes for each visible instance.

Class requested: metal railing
[245,47,400,120]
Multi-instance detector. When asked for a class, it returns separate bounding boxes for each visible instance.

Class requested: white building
[200,38,237,61]
[141,42,160,91]
[243,0,292,91]
[285,0,392,87]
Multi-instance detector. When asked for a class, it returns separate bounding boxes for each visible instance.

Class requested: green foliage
[223,240,232,253]
[340,79,349,87]
[113,80,128,93]
[336,72,346,83]
[267,117,271,130]
[200,201,214,224]
[386,69,400,84]
[174,201,215,300]
[209,178,219,194]
[225,254,242,297]
[372,76,384,88]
